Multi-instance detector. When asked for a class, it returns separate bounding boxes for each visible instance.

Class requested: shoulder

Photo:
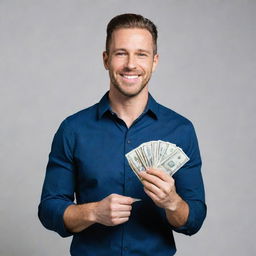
[156,102,199,150]
[156,103,201,165]
[157,102,193,128]
[59,103,99,132]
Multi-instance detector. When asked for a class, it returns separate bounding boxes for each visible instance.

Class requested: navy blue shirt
[38,92,206,256]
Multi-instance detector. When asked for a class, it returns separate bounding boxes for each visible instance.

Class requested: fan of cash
[125,140,189,180]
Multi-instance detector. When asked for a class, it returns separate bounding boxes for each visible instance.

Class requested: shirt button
[124,247,128,251]
[127,140,131,144]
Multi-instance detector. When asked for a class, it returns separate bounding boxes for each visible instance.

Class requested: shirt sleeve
[38,119,76,237]
[172,122,207,236]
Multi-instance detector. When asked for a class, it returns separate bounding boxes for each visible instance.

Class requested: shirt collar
[97,92,110,119]
[97,91,159,120]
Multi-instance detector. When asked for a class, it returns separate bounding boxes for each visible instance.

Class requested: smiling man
[38,14,206,256]
[104,28,158,98]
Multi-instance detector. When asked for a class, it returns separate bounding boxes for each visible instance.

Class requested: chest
[72,117,185,201]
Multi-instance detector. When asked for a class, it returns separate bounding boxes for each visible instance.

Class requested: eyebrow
[113,48,127,53]
[137,49,151,54]
[113,48,152,54]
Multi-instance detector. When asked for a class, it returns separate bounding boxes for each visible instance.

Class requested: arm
[139,167,206,235]
[38,119,134,236]
[63,194,134,233]
[139,168,189,228]
[38,119,76,237]
[139,124,206,235]
[63,203,96,233]
[165,194,189,228]
[172,123,207,235]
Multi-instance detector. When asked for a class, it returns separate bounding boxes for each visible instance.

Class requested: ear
[152,54,159,72]
[103,51,109,70]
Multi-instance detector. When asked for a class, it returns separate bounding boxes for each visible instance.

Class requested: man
[38,13,206,256]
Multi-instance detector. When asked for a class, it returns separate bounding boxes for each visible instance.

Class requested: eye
[137,53,147,57]
[116,52,126,56]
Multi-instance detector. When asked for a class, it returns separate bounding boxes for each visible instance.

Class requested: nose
[125,54,137,70]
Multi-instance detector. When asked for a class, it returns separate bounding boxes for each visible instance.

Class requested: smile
[121,74,140,79]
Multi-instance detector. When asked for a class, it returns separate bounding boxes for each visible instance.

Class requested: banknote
[125,140,189,179]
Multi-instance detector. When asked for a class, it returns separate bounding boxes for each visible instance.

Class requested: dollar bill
[126,140,189,179]
[126,150,146,176]
[158,147,189,176]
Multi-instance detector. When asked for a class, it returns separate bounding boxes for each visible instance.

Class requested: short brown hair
[106,13,158,55]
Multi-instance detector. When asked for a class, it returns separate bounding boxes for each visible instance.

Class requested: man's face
[103,28,158,98]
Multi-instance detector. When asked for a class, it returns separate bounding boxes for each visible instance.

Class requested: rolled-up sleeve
[172,122,207,236]
[38,119,75,237]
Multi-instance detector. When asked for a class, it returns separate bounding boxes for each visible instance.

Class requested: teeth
[123,75,138,79]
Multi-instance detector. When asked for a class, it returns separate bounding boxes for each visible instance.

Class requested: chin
[115,84,147,98]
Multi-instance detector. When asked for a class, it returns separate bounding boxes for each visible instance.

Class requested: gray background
[0,0,255,255]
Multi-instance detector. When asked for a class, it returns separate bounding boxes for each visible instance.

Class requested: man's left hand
[138,168,179,210]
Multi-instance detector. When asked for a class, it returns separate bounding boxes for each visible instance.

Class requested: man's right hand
[93,193,134,226]
[63,193,134,233]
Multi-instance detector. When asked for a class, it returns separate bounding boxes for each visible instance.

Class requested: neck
[108,87,149,128]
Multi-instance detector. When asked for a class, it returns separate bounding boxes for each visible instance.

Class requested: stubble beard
[109,72,152,98]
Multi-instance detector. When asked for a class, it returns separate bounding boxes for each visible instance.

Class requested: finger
[117,211,131,218]
[118,197,134,205]
[142,179,162,195]
[111,210,131,219]
[143,187,160,202]
[112,204,132,212]
[140,171,166,189]
[144,178,174,198]
[143,178,171,199]
[146,168,172,182]
[113,217,129,225]
[109,194,134,205]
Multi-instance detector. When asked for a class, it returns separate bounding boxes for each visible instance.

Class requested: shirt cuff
[171,200,206,236]
[55,201,75,237]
